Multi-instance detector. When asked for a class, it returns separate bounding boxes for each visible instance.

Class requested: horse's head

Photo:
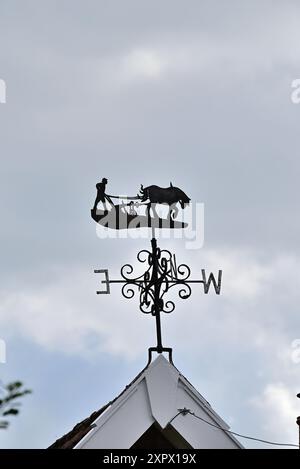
[179,192,191,209]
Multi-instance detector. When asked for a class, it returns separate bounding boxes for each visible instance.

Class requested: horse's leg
[146,203,151,219]
[168,203,178,220]
[172,205,179,219]
[152,203,158,218]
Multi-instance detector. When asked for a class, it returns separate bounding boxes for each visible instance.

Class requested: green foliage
[0,381,32,429]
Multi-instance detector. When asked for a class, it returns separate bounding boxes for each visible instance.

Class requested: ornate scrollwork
[177,263,191,281]
[121,282,135,299]
[119,242,193,317]
[95,234,222,359]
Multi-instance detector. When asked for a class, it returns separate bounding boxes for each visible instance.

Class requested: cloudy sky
[0,0,300,448]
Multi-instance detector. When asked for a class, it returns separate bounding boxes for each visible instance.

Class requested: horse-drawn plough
[91,182,190,230]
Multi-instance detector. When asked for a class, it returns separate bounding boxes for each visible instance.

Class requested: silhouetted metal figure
[139,182,190,219]
[93,177,113,211]
[91,181,189,229]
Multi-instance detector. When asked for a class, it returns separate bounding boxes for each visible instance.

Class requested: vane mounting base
[147,347,173,366]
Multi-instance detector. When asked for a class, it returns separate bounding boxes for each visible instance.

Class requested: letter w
[201,269,222,294]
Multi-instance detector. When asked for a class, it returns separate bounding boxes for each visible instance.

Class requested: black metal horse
[139,183,190,219]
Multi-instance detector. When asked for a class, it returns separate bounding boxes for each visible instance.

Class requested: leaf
[6,392,27,400]
[6,382,23,392]
[0,380,31,429]
[3,408,19,416]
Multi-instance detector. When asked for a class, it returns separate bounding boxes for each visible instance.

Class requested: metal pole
[296,416,300,450]
[297,394,300,450]
[151,237,163,353]
[155,311,163,352]
[151,224,156,241]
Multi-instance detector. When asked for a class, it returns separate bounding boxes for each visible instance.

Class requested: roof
[49,365,147,449]
[49,355,243,449]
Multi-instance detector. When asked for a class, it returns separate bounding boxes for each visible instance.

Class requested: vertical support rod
[297,394,300,450]
[151,237,163,352]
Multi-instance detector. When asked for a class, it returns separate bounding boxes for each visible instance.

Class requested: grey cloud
[0,0,300,448]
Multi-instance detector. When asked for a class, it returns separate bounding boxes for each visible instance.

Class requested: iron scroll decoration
[92,179,222,364]
[121,243,192,315]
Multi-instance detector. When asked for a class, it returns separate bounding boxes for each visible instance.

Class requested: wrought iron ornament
[92,178,222,364]
[95,243,222,364]
[91,178,191,229]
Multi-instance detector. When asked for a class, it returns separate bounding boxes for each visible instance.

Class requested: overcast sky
[0,0,300,449]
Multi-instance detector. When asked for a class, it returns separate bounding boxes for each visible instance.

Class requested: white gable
[145,354,179,428]
[75,355,243,449]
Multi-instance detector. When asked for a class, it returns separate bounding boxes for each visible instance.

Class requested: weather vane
[91,178,222,364]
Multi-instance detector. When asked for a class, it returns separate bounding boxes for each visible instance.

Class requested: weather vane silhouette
[91,178,222,364]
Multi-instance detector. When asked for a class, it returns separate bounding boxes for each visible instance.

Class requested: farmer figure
[93,177,113,211]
